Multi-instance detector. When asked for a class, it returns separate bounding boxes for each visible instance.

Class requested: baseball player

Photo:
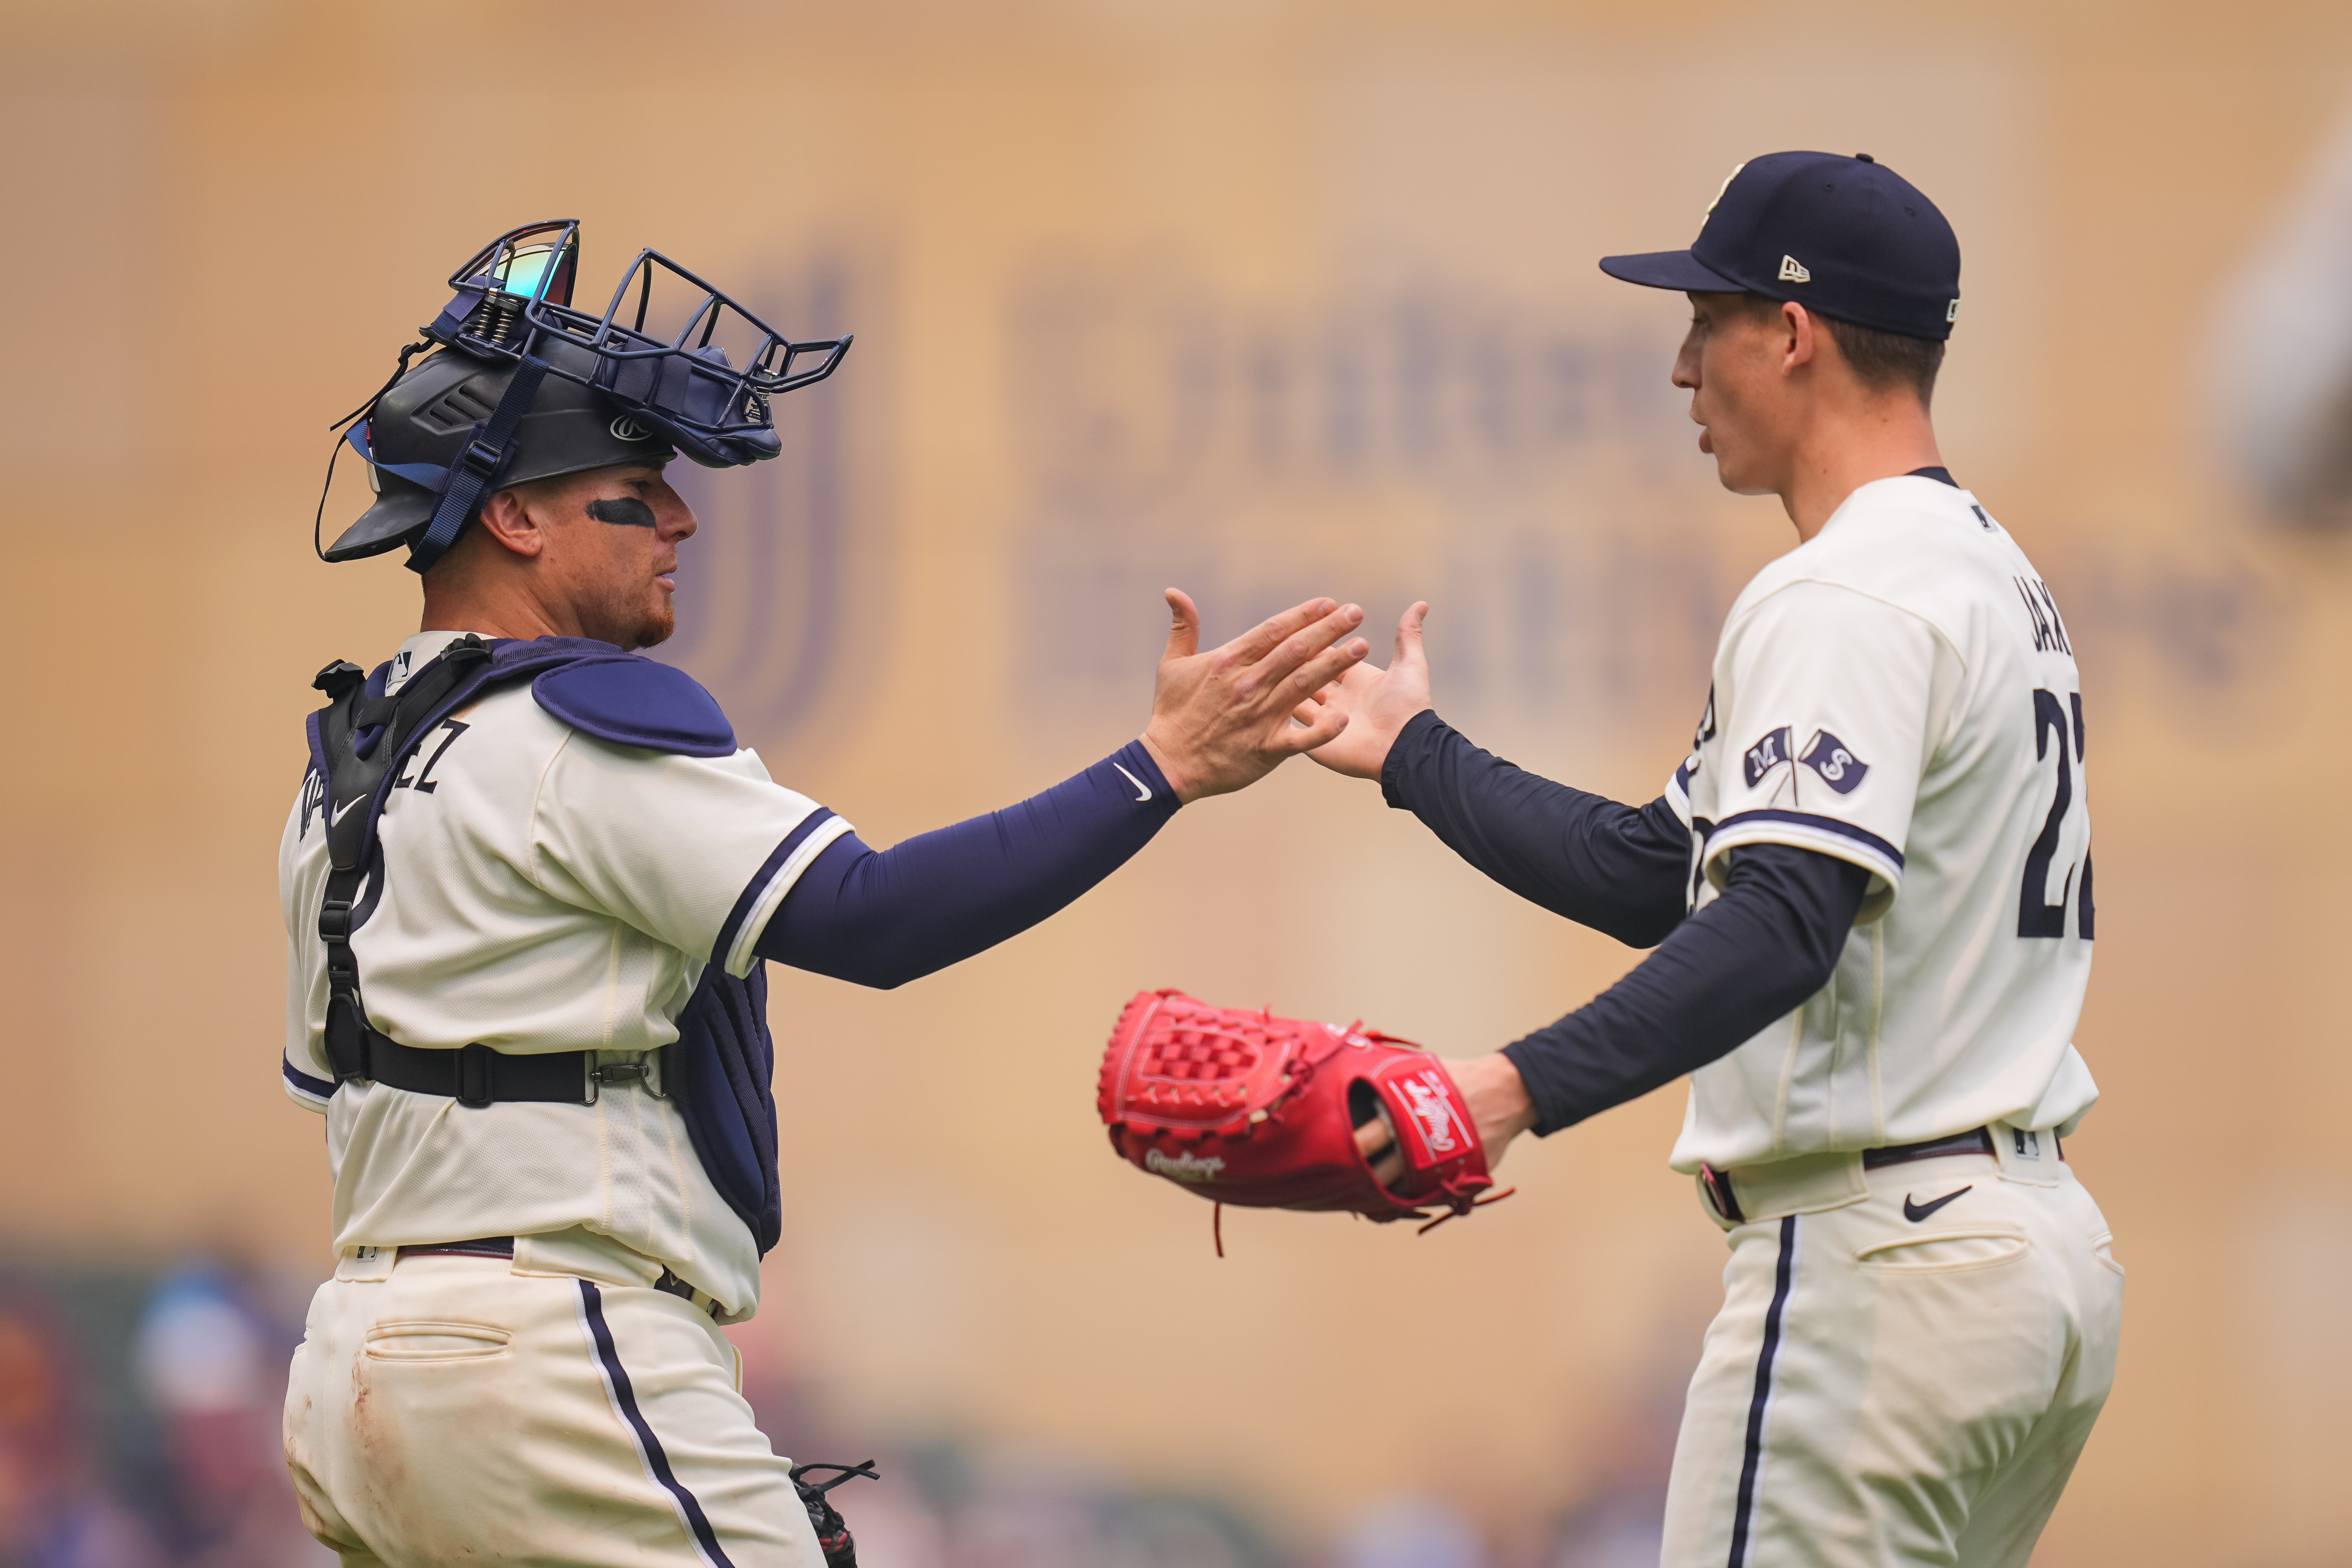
[1311,155,2121,1566]
[277,222,1369,1567]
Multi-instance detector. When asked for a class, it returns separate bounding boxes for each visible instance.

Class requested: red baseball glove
[1097,989,1508,1251]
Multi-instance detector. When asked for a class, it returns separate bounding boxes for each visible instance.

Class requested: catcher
[278,221,1369,1568]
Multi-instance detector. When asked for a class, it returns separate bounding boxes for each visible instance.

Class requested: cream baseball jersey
[279,630,851,1314]
[1664,475,2099,1171]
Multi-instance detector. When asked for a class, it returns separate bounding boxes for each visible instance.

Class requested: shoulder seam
[1723,575,1971,686]
[525,728,576,898]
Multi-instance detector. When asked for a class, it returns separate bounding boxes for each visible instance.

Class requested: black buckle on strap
[584,1049,666,1105]
[459,435,506,478]
[455,1042,495,1109]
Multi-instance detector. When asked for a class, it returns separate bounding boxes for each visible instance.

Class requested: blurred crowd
[0,1254,1677,1568]
[0,1255,327,1568]
[733,1331,1682,1568]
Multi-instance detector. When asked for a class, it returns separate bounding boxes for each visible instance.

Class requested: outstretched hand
[1139,589,1370,803]
[1306,601,1434,781]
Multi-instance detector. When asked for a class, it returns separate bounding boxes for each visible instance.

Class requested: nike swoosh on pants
[1902,1185,1973,1223]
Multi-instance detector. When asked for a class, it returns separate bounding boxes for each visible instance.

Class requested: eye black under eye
[586,497,658,529]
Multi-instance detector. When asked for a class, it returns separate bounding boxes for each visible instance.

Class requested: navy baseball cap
[1600,152,1962,341]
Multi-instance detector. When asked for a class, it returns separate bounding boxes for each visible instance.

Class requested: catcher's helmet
[326,340,677,563]
[321,220,851,572]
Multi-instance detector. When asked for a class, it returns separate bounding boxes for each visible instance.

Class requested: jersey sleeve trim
[283,1053,335,1111]
[715,808,856,978]
[1665,757,1697,825]
[1706,808,1904,887]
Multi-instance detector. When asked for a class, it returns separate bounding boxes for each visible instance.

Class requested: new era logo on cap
[1597,151,1963,341]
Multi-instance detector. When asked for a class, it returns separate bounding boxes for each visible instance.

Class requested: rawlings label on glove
[1098,989,1506,1244]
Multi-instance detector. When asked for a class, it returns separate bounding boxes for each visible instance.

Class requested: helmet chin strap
[406,354,553,575]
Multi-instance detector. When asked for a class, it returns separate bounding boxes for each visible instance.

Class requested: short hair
[1742,293,1946,406]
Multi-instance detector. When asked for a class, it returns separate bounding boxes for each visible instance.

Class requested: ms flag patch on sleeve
[1798,730,1869,793]
[1743,726,1793,788]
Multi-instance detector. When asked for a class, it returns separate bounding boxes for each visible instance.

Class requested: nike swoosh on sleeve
[1112,763,1152,803]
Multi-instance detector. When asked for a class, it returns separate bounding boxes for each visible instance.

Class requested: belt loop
[456,1042,494,1109]
[1991,1121,2061,1187]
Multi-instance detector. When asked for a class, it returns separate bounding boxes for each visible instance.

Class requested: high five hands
[1139,590,1371,803]
[1304,600,1433,781]
[1140,592,1541,1157]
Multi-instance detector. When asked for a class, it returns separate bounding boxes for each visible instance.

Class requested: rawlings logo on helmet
[609,415,656,442]
[1145,1149,1226,1182]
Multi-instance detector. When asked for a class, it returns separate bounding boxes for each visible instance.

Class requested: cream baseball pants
[1660,1126,2124,1568]
[283,1243,825,1567]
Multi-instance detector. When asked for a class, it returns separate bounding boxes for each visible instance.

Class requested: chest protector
[308,636,785,1255]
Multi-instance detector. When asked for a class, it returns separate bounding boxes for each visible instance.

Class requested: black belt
[393,1236,719,1318]
[1860,1127,1998,1170]
[1704,1126,2015,1224]
[343,1035,661,1109]
[398,1237,516,1259]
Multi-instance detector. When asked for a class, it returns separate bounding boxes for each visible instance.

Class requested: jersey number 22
[2019,689,2093,941]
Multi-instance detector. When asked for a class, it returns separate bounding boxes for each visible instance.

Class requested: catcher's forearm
[1379,711,1688,945]
[754,740,1179,987]
[1500,843,1869,1133]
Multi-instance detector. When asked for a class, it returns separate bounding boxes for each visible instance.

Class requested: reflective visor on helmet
[487,228,577,306]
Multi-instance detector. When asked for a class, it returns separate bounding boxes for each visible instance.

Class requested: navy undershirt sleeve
[1499,843,1872,1135]
[1379,709,1690,947]
[754,740,1180,989]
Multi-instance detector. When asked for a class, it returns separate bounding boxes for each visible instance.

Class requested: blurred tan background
[6,2,2352,1564]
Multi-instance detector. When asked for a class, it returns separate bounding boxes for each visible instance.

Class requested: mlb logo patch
[1799,730,1868,793]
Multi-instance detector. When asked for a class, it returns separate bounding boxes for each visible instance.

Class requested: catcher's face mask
[322,220,852,574]
[428,221,851,469]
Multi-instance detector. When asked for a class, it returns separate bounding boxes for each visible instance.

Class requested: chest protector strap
[314,638,523,1101]
[313,638,613,1108]
[306,636,787,1253]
